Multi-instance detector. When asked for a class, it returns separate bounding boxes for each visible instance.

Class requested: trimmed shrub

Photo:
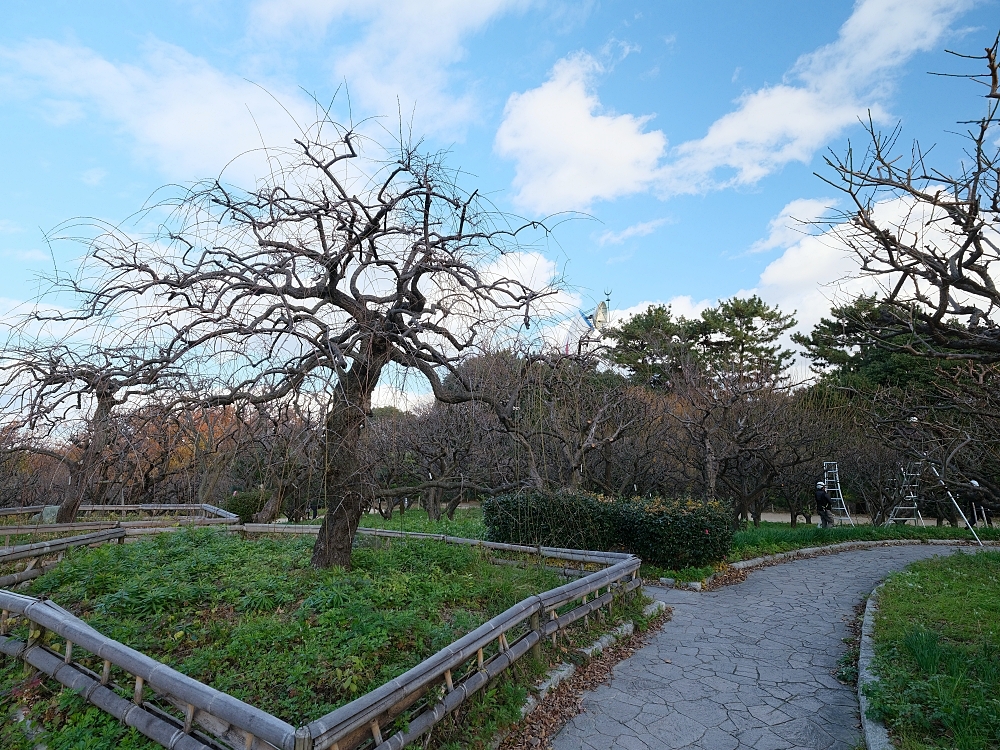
[613,496,733,569]
[483,490,733,569]
[482,490,616,551]
[225,490,269,524]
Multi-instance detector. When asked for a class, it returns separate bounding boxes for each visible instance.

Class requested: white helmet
[816,482,825,488]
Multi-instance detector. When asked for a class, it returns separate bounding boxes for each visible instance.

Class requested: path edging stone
[859,584,893,750]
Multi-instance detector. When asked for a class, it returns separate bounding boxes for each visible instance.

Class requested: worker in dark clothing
[815,481,835,529]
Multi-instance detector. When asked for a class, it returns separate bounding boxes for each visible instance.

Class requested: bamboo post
[550,609,557,646]
[101,659,111,685]
[134,675,145,706]
[294,726,314,750]
[0,610,8,635]
[370,720,383,744]
[184,703,196,733]
[25,623,46,676]
[63,639,73,664]
[530,611,541,660]
[583,593,590,629]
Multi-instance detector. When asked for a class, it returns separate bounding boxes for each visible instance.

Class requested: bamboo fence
[0,528,127,588]
[0,518,642,750]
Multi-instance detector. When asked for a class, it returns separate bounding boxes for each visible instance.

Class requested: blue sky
[0,0,996,347]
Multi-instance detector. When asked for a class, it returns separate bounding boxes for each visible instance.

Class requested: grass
[639,562,719,583]
[729,521,998,563]
[357,506,487,539]
[637,521,999,583]
[0,524,646,749]
[864,550,1000,750]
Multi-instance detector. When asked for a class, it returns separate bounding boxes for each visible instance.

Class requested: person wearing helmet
[815,481,834,528]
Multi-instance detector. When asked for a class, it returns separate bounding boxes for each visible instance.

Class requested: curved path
[552,545,966,750]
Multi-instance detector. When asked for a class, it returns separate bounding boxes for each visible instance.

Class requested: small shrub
[483,491,733,569]
[482,490,616,550]
[615,496,733,569]
[225,491,269,523]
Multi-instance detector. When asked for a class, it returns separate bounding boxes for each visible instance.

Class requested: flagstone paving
[551,544,967,750]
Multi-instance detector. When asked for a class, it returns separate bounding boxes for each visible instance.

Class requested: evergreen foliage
[792,296,950,391]
[616,496,733,569]
[483,490,733,569]
[607,295,796,388]
[225,490,270,523]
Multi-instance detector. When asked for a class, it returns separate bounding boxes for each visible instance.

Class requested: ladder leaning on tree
[823,462,854,526]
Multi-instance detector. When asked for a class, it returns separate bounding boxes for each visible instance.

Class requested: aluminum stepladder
[885,463,925,526]
[927,464,983,547]
[823,462,854,525]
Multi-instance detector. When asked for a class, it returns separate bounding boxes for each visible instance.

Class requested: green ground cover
[358,508,997,584]
[730,522,997,563]
[642,521,999,582]
[357,506,487,539]
[0,524,646,749]
[865,550,1000,750]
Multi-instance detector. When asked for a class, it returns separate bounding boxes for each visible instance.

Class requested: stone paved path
[552,545,966,750]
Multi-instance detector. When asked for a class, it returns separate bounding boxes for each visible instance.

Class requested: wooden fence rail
[0,503,239,520]
[1,521,643,750]
[0,528,127,588]
[0,591,296,749]
[0,518,233,536]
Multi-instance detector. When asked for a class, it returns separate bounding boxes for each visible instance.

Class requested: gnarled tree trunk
[57,393,114,523]
[311,350,387,569]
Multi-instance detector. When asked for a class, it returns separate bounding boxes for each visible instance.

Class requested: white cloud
[371,381,433,412]
[612,295,712,325]
[2,249,49,262]
[749,198,836,253]
[250,0,528,136]
[496,0,972,212]
[597,218,667,246]
[495,52,668,214]
[81,168,106,186]
[0,220,21,234]
[744,195,968,337]
[661,0,972,194]
[1,39,316,182]
[39,99,85,125]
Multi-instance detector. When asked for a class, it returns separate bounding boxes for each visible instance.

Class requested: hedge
[483,490,732,569]
[481,490,616,551]
[225,490,270,524]
[614,496,733,569]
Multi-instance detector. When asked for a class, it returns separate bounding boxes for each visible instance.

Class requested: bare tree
[29,120,554,567]
[0,339,189,521]
[822,31,1000,362]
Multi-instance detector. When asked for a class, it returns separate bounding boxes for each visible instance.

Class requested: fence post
[530,608,541,661]
[24,622,46,676]
[294,726,314,750]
